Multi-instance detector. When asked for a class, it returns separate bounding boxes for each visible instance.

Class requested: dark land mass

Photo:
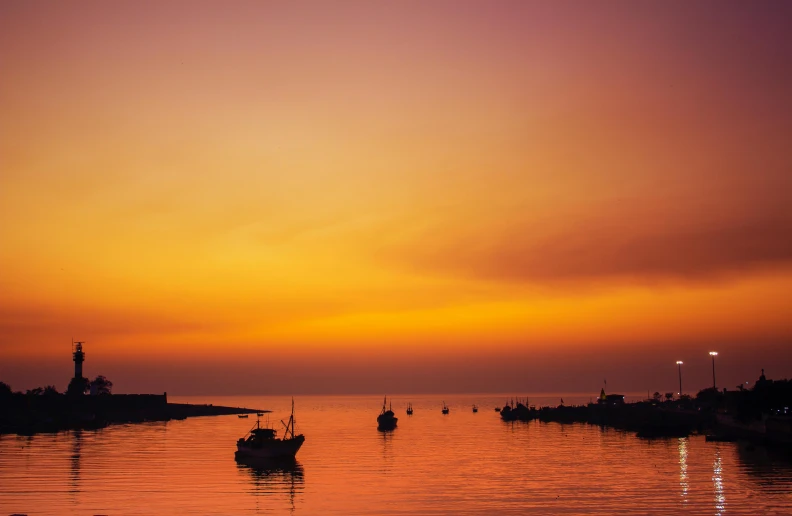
[502,401,710,438]
[0,391,266,435]
[499,372,792,449]
[0,342,267,435]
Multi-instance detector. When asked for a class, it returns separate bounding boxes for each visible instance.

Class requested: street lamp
[709,351,718,390]
[676,361,683,396]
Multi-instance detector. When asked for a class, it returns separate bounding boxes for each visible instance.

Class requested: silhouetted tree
[67,376,90,396]
[90,375,113,395]
[652,392,661,402]
[665,392,674,401]
[42,385,60,397]
[26,387,44,396]
[0,381,12,398]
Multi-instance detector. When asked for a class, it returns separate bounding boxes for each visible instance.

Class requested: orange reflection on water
[1,395,791,515]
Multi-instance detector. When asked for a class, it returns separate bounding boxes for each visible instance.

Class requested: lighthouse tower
[73,341,85,379]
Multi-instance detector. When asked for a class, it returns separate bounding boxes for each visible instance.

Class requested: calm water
[2,394,792,515]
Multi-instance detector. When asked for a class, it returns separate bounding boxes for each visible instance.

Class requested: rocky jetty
[500,400,710,437]
[0,391,264,435]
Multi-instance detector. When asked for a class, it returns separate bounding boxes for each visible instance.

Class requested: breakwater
[0,393,265,435]
[501,401,714,438]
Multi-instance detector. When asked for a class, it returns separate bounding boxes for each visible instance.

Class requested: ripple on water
[1,395,792,515]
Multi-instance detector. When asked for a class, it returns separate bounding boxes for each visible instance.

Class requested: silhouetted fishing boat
[235,400,304,459]
[377,397,398,430]
[472,405,478,413]
[406,403,413,415]
[238,414,249,418]
[442,402,449,415]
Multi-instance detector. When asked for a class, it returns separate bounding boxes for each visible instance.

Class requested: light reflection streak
[678,437,688,503]
[713,447,725,514]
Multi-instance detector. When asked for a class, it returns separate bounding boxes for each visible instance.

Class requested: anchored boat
[377,397,398,430]
[235,400,304,459]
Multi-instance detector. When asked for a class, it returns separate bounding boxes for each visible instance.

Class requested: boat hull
[235,435,305,459]
[377,416,398,431]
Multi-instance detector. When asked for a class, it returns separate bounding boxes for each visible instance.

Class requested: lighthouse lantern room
[73,341,85,379]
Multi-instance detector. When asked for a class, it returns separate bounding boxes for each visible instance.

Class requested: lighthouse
[73,341,85,379]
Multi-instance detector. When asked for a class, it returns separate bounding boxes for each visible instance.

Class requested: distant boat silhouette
[494,407,501,412]
[238,414,249,419]
[377,397,398,430]
[442,402,449,415]
[472,405,478,413]
[406,403,413,415]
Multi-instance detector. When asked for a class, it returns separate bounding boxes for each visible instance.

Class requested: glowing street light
[709,351,718,390]
[676,361,683,396]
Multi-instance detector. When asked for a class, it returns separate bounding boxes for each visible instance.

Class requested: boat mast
[281,398,295,440]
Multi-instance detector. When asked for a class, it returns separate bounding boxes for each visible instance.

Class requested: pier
[0,391,265,435]
[498,371,792,447]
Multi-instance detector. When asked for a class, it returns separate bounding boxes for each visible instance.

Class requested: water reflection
[236,456,304,513]
[70,430,83,495]
[677,437,688,504]
[736,442,792,490]
[379,426,394,474]
[712,447,725,515]
[7,396,792,515]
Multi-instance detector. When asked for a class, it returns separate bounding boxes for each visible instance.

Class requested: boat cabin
[250,428,276,439]
[238,426,278,448]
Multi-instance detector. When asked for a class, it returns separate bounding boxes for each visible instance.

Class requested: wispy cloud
[380,203,792,287]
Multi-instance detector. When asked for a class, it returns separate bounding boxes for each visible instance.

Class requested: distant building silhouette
[598,387,625,405]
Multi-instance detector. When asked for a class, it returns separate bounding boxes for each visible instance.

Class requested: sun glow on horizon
[1,1,791,393]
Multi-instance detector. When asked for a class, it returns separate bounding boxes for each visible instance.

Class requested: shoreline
[0,394,267,436]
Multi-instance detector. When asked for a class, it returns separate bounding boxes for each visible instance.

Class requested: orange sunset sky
[1,1,791,395]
